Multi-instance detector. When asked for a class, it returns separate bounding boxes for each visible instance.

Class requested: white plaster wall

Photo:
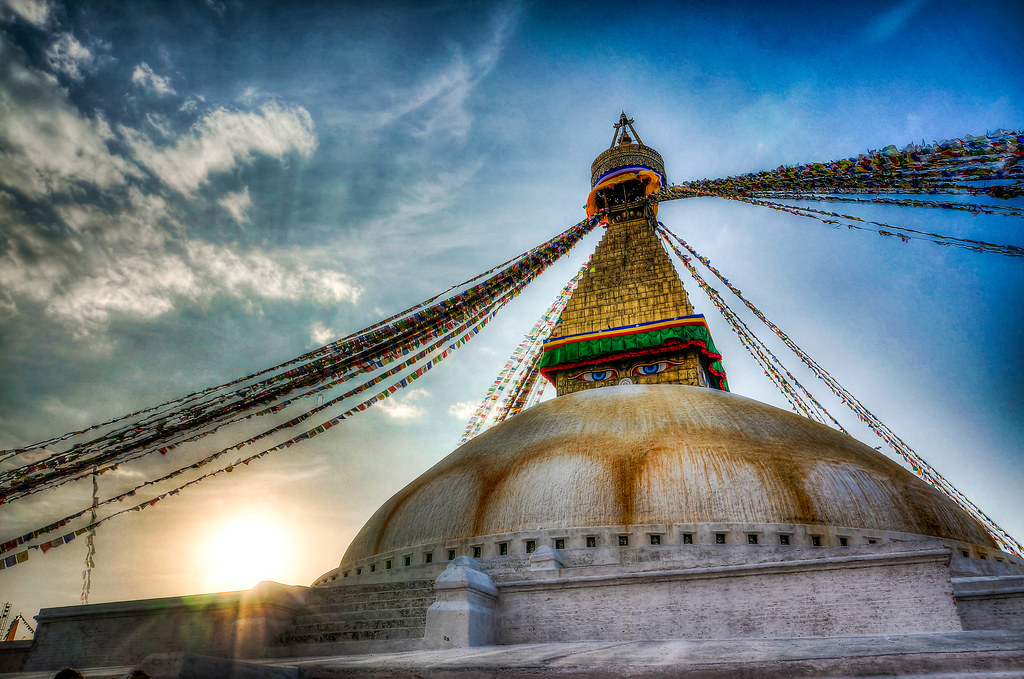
[954,576,1024,631]
[496,549,961,643]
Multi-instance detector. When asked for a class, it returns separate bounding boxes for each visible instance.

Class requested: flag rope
[0,216,602,568]
[657,220,1023,557]
[655,225,843,428]
[459,258,590,444]
[0,216,601,506]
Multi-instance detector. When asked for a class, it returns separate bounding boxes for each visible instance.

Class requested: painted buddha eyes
[632,362,671,376]
[575,369,618,382]
[573,362,673,382]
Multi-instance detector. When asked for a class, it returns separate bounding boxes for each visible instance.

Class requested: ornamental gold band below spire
[540,113,727,396]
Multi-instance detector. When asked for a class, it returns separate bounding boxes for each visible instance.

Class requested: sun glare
[201,513,289,592]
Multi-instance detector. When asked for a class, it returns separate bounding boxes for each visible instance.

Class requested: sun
[200,513,289,592]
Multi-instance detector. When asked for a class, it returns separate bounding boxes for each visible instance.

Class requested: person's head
[53,669,85,679]
[125,671,152,679]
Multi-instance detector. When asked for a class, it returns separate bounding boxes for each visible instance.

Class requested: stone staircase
[281,579,435,646]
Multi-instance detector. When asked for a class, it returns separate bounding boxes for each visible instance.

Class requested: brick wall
[548,211,707,395]
[496,547,961,643]
[553,214,693,339]
[954,576,1024,630]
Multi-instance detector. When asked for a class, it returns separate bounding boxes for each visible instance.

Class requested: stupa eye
[633,362,670,376]
[574,369,618,382]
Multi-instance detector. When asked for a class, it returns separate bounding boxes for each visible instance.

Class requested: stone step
[266,636,424,658]
[306,589,435,608]
[285,625,424,645]
[294,606,429,626]
[291,614,426,635]
[307,584,435,606]
[300,595,435,616]
[279,579,435,648]
[309,579,434,599]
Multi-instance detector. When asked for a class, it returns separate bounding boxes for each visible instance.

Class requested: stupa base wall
[16,544,1024,673]
[22,582,306,672]
[954,575,1024,631]
[490,544,960,644]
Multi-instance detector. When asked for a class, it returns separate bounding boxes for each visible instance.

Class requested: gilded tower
[539,113,728,395]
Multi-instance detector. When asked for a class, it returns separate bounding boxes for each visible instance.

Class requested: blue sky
[0,0,1021,626]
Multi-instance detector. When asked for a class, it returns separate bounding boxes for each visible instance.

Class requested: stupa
[289,114,1020,647]
[331,113,1001,583]
[13,115,1024,677]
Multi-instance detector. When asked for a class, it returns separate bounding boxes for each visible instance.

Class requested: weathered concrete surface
[134,652,298,679]
[271,630,1024,678]
[956,576,1024,630]
[0,642,31,674]
[23,581,306,671]
[497,546,962,643]
[340,386,999,568]
[0,651,300,678]
[423,558,499,650]
[3,631,1021,678]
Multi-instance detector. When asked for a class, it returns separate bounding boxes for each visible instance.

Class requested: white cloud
[186,240,361,306]
[239,86,261,104]
[0,38,137,198]
[382,57,475,142]
[2,0,50,26]
[310,321,334,346]
[45,33,93,80]
[0,186,362,334]
[447,400,477,420]
[38,395,94,428]
[144,113,174,138]
[378,400,424,420]
[108,466,146,480]
[0,36,348,337]
[131,62,176,95]
[390,161,482,223]
[179,96,205,113]
[342,6,516,144]
[403,8,515,142]
[205,0,226,18]
[218,187,251,224]
[377,388,430,421]
[123,101,317,194]
[863,0,928,44]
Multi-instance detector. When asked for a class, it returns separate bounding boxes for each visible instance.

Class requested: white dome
[342,385,993,563]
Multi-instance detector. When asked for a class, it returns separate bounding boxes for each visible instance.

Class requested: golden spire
[538,115,728,396]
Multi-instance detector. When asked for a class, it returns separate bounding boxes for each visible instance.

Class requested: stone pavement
[277,630,1024,678]
[3,630,1022,678]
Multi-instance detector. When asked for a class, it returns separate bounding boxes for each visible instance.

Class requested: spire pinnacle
[611,111,644,148]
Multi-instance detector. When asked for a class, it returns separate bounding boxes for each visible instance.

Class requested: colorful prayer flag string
[745,193,1024,218]
[657,221,1024,558]
[0,247,537,466]
[0,215,602,506]
[654,130,1024,199]
[459,258,590,444]
[0,293,523,568]
[0,216,603,567]
[650,130,1024,258]
[655,226,842,428]
[722,194,1024,257]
